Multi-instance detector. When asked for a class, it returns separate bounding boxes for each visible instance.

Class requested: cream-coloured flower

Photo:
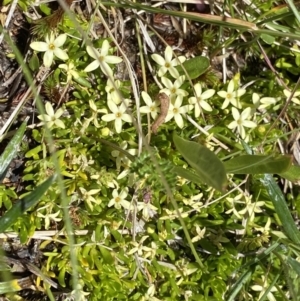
[101,100,132,133]
[238,195,265,222]
[111,141,138,170]
[217,79,245,109]
[283,89,300,105]
[188,83,215,117]
[161,76,189,100]
[140,91,160,120]
[151,46,186,78]
[59,62,79,83]
[252,93,277,110]
[105,78,122,104]
[227,107,256,139]
[79,187,101,211]
[191,226,206,243]
[37,102,65,129]
[165,95,193,128]
[108,188,130,210]
[137,201,158,221]
[251,276,278,301]
[84,40,122,76]
[30,33,68,67]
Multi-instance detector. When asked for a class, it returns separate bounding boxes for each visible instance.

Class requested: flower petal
[84,60,100,72]
[54,48,68,61]
[54,34,67,47]
[200,100,212,111]
[104,55,122,64]
[102,114,116,122]
[86,46,100,60]
[165,46,173,62]
[243,120,257,128]
[174,114,184,128]
[54,120,65,129]
[115,118,122,133]
[151,54,165,66]
[30,42,48,52]
[121,114,133,123]
[201,89,215,99]
[161,77,172,89]
[231,107,240,120]
[43,51,54,67]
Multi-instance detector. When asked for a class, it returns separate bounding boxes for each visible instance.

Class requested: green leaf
[279,165,300,183]
[173,133,227,191]
[282,255,300,301]
[224,155,292,174]
[260,174,300,244]
[0,175,56,233]
[0,121,27,180]
[227,269,253,301]
[28,53,40,72]
[99,246,114,264]
[172,166,203,185]
[176,56,210,79]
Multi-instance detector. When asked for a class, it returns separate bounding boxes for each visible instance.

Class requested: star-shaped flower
[84,40,122,76]
[161,76,189,101]
[217,79,245,109]
[188,83,215,117]
[252,93,277,110]
[140,91,160,120]
[101,100,132,133]
[58,62,79,83]
[37,102,65,129]
[30,33,68,67]
[151,46,186,78]
[165,95,193,128]
[283,89,300,105]
[227,107,256,139]
[105,78,122,104]
[108,188,130,210]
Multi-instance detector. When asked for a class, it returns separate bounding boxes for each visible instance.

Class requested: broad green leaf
[0,175,56,233]
[173,133,227,191]
[224,155,292,174]
[176,56,210,79]
[0,121,27,180]
[279,165,300,183]
[172,166,203,184]
[261,174,300,244]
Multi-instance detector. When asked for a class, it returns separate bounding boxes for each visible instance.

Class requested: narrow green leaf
[227,270,253,301]
[224,155,292,174]
[260,174,300,244]
[176,56,210,79]
[173,133,227,191]
[0,121,27,179]
[0,175,56,233]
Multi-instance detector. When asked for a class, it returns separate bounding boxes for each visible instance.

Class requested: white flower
[188,83,215,117]
[191,226,206,243]
[251,276,278,301]
[283,89,300,105]
[59,62,79,83]
[217,79,245,109]
[111,141,138,170]
[101,100,132,133]
[79,187,101,211]
[105,78,122,104]
[84,40,122,76]
[140,91,160,120]
[88,100,108,128]
[151,46,186,78]
[252,93,277,110]
[108,188,130,210]
[238,195,265,222]
[165,95,193,128]
[137,201,158,221]
[30,33,68,67]
[37,102,65,129]
[161,76,188,101]
[37,209,61,230]
[227,107,256,139]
